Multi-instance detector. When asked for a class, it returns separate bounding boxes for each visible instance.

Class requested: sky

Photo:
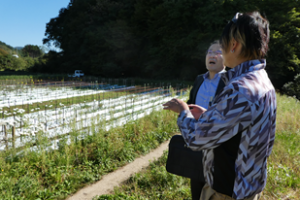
[0,0,70,51]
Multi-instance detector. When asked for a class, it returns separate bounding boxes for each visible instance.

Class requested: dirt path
[66,140,170,200]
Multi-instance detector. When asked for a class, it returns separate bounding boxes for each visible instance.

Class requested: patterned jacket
[177,59,277,199]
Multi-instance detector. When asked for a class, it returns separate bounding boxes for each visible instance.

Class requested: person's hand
[163,98,189,113]
[188,104,207,120]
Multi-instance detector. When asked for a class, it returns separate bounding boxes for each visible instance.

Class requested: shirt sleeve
[177,88,253,151]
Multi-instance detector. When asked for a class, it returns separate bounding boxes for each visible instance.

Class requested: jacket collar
[221,59,266,84]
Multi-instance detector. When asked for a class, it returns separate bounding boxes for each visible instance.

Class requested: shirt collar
[204,69,226,80]
[221,59,266,83]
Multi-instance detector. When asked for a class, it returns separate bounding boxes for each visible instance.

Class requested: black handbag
[166,135,204,180]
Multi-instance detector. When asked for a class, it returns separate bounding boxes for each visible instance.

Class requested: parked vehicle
[68,70,84,77]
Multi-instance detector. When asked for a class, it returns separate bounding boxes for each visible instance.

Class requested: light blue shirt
[195,70,225,109]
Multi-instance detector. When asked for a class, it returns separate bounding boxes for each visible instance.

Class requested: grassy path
[67,140,171,200]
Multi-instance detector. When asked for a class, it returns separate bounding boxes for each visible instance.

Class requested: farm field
[0,78,186,150]
[0,77,187,199]
[1,76,299,200]
[94,94,300,200]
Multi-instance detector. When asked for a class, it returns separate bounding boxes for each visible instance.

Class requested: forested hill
[0,41,25,71]
[31,0,300,89]
[0,41,46,71]
[0,41,21,55]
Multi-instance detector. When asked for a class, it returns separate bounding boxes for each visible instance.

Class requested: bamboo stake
[4,125,7,141]
[12,126,15,148]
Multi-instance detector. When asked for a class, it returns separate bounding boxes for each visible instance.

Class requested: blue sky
[0,0,70,50]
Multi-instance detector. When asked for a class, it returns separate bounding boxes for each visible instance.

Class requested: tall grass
[0,108,179,200]
[95,93,300,200]
[262,94,300,199]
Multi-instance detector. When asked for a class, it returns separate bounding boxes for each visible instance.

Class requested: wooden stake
[12,126,15,148]
[4,125,7,141]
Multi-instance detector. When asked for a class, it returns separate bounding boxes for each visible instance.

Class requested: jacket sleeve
[177,87,253,151]
[267,106,277,157]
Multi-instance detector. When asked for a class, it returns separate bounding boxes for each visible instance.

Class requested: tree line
[2,0,300,91]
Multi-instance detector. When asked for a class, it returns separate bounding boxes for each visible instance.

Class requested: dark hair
[220,11,270,59]
[210,40,220,46]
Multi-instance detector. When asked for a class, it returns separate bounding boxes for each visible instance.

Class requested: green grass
[0,109,180,200]
[94,151,192,200]
[262,94,300,200]
[94,93,300,200]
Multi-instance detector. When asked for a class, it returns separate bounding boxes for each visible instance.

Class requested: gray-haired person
[186,40,225,200]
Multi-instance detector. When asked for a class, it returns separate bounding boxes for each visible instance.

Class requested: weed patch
[0,109,179,199]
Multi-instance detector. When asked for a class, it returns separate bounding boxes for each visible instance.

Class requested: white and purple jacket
[178,59,277,199]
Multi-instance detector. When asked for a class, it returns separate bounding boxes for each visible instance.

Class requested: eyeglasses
[232,12,242,24]
[207,50,222,56]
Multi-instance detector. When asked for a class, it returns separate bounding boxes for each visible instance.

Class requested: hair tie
[232,12,242,23]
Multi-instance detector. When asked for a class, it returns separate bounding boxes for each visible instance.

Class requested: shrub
[282,74,300,100]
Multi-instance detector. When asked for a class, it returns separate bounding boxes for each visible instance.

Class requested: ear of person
[231,39,238,53]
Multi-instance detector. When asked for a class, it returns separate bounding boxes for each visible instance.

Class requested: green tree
[22,45,43,58]
[0,48,9,70]
[41,0,300,89]
[43,0,137,76]
[282,73,300,100]
[264,6,300,88]
[0,49,27,71]
[0,41,22,57]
